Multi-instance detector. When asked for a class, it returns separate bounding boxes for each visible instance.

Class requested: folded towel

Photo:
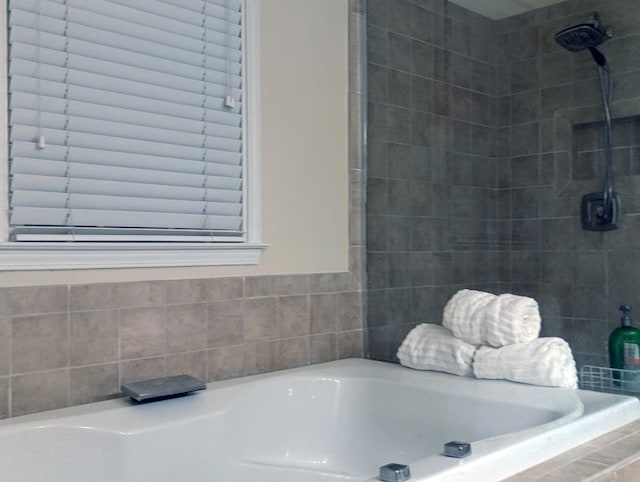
[473,337,578,389]
[397,323,477,377]
[442,289,541,347]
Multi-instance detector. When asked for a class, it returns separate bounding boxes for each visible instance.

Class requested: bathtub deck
[505,418,640,481]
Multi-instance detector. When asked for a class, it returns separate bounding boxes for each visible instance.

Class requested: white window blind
[7,0,246,242]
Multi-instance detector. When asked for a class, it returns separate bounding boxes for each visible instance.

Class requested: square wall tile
[166,351,207,381]
[204,277,244,301]
[310,294,338,335]
[120,307,167,359]
[337,292,364,331]
[112,281,165,308]
[120,357,166,385]
[243,341,278,376]
[164,279,208,304]
[338,330,364,359]
[207,345,244,382]
[207,300,244,348]
[13,314,68,373]
[12,369,68,417]
[69,364,119,405]
[278,295,310,338]
[310,334,337,364]
[70,310,119,366]
[70,284,113,311]
[279,337,310,370]
[10,286,68,316]
[166,303,207,353]
[243,298,278,342]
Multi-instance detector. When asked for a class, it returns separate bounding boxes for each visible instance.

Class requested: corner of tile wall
[365,0,502,361]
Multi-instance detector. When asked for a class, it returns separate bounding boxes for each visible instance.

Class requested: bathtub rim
[0,358,585,430]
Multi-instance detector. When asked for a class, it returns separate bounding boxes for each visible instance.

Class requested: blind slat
[10,142,242,170]
[11,172,243,201]
[10,71,243,121]
[11,207,243,231]
[11,155,242,180]
[11,108,242,151]
[10,127,242,164]
[9,17,242,63]
[11,189,242,216]
[13,0,242,39]
[9,34,241,80]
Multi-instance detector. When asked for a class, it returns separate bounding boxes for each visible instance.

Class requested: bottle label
[623,342,640,370]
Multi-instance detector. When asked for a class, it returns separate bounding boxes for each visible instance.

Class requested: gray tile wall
[0,0,368,419]
[366,0,640,370]
[497,0,640,369]
[366,0,500,360]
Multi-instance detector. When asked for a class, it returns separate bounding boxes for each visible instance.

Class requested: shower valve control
[581,192,620,231]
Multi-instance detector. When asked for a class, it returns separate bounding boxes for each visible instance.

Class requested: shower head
[555,13,612,67]
[555,23,609,52]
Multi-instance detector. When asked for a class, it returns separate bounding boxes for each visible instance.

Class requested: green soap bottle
[609,305,640,390]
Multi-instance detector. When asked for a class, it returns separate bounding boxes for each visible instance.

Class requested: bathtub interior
[225,373,581,479]
[0,360,592,482]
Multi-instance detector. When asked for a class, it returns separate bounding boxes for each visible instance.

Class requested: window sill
[0,242,269,270]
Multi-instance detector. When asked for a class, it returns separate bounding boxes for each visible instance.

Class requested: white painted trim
[245,0,261,243]
[0,243,268,270]
[0,0,264,270]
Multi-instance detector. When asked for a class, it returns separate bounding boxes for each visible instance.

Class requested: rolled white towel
[473,337,578,389]
[397,323,477,377]
[442,289,541,347]
[442,289,494,345]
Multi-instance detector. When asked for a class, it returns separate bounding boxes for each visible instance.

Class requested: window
[0,0,263,270]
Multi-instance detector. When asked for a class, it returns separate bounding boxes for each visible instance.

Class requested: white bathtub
[2,359,640,482]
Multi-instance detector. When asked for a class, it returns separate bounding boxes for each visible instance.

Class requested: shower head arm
[597,65,615,222]
[589,47,607,67]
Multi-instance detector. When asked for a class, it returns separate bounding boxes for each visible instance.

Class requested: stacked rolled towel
[473,337,578,389]
[443,289,541,347]
[397,289,577,389]
[397,323,477,377]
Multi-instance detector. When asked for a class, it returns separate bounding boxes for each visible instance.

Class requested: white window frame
[0,0,265,270]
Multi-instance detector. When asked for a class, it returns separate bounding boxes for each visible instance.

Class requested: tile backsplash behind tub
[0,274,364,418]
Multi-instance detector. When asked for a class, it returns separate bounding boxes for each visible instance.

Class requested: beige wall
[255,0,350,274]
[0,0,350,287]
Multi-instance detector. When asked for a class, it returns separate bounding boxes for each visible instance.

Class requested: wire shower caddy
[579,365,640,396]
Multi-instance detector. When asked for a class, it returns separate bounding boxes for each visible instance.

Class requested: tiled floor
[504,420,640,481]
